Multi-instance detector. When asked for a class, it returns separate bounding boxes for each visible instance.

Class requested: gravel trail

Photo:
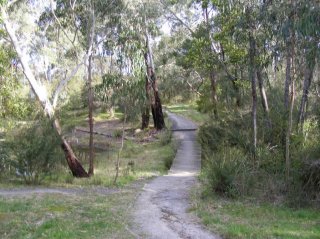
[132,112,220,239]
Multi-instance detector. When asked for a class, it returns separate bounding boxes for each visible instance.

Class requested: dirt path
[132,112,220,239]
[0,186,119,197]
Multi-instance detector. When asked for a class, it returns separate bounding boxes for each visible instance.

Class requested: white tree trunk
[1,6,89,177]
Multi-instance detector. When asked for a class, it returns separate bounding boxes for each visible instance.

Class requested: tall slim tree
[144,28,165,130]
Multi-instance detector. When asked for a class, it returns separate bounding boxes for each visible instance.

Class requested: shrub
[164,154,174,170]
[158,129,172,146]
[7,118,64,184]
[198,116,251,158]
[0,142,9,175]
[202,147,254,198]
[301,160,320,196]
[113,129,123,138]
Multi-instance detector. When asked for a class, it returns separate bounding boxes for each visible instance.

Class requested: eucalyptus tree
[48,0,124,175]
[0,0,124,177]
[142,0,166,130]
[119,0,165,130]
[294,0,319,128]
[269,0,319,182]
[0,1,93,177]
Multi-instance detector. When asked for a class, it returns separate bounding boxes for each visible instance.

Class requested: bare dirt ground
[0,187,119,197]
[132,112,220,239]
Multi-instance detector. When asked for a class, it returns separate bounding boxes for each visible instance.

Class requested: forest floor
[0,111,220,239]
[132,112,220,239]
[0,110,176,238]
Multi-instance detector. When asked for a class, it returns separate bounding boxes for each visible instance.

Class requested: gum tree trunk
[249,34,257,158]
[2,7,89,177]
[297,53,316,128]
[210,71,218,118]
[144,30,165,130]
[257,67,271,128]
[141,75,151,129]
[87,53,94,176]
[87,6,95,176]
[205,6,218,118]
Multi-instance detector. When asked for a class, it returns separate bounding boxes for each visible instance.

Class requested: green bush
[202,147,253,198]
[198,116,251,157]
[157,129,172,146]
[0,142,9,175]
[164,153,174,170]
[301,160,320,196]
[113,129,123,138]
[6,118,64,184]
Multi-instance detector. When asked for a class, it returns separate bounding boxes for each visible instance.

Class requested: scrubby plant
[157,129,172,146]
[0,142,9,175]
[201,147,254,198]
[6,118,64,184]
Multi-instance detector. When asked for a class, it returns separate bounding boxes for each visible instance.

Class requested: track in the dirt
[132,112,220,239]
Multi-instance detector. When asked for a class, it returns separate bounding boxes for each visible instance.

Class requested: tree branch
[1,6,54,117]
[50,0,79,55]
[160,0,195,36]
[52,61,85,109]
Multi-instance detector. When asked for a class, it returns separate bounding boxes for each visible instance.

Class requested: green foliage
[196,82,214,113]
[201,147,253,198]
[301,160,320,197]
[0,46,32,119]
[157,129,172,146]
[95,73,146,122]
[0,142,9,175]
[112,129,122,138]
[198,115,251,154]
[6,118,64,184]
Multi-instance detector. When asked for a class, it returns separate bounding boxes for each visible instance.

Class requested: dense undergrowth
[171,102,320,238]
[198,108,320,207]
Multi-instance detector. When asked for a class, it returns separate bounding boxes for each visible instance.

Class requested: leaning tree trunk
[2,7,89,177]
[249,35,257,159]
[54,120,89,177]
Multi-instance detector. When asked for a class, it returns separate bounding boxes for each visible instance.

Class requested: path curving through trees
[132,112,220,239]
